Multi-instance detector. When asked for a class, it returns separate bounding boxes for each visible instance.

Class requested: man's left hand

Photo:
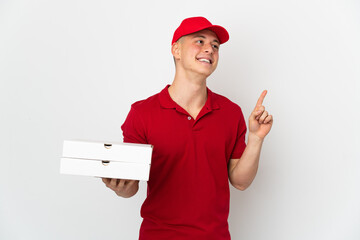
[249,90,273,140]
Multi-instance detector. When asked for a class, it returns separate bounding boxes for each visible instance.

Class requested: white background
[1,0,359,239]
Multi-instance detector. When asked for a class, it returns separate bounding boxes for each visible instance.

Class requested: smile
[197,58,212,64]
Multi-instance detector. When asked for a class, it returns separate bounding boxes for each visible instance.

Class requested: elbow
[236,185,248,191]
[232,183,249,191]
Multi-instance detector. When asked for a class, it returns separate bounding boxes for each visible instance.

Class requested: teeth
[198,58,211,63]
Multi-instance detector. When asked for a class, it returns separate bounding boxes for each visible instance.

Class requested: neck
[168,70,208,118]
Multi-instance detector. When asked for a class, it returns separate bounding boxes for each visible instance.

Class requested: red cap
[171,16,229,45]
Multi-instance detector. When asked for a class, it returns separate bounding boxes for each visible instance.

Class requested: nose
[203,42,214,54]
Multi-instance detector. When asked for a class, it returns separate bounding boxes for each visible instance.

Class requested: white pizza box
[60,140,153,181]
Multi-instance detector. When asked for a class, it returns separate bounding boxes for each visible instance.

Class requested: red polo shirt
[121,85,247,240]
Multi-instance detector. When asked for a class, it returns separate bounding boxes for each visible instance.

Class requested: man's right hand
[102,178,139,198]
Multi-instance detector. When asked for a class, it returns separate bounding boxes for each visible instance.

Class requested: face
[173,29,220,77]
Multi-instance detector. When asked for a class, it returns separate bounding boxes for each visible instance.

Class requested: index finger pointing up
[254,90,267,110]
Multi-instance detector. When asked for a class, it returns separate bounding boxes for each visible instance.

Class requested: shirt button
[187,116,191,120]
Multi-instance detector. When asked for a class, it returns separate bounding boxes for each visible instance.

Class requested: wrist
[248,132,264,144]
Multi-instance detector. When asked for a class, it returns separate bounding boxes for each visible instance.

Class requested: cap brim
[206,25,229,44]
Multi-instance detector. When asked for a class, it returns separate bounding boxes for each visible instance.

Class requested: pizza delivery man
[102,16,273,240]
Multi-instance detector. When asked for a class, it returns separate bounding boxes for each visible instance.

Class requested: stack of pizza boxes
[60,140,153,181]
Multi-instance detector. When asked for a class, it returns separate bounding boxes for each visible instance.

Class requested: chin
[200,69,215,77]
[196,67,216,76]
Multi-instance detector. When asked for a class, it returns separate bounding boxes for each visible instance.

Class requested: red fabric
[121,85,247,240]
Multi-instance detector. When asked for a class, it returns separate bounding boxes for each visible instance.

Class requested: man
[102,16,273,240]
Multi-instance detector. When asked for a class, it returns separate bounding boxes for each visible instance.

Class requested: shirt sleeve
[120,105,148,144]
[230,108,247,159]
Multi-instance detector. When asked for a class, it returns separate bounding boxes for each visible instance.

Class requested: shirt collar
[159,84,220,110]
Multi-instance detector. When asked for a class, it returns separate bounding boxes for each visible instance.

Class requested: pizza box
[60,140,152,181]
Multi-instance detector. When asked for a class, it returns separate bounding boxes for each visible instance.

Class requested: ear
[171,41,181,61]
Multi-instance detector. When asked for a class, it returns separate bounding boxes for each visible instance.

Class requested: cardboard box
[60,140,152,181]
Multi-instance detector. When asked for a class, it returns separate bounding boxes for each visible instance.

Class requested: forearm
[229,133,264,190]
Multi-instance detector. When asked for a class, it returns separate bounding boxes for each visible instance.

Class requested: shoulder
[212,91,244,115]
[130,91,161,113]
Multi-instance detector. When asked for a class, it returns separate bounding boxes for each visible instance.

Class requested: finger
[102,178,110,184]
[128,180,138,186]
[103,178,113,186]
[259,111,269,124]
[125,180,137,190]
[114,180,126,193]
[264,115,273,124]
[255,111,262,120]
[254,90,267,110]
[118,179,126,188]
[254,106,265,120]
[251,110,261,119]
[109,178,119,188]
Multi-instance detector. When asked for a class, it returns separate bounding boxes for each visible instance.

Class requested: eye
[212,44,219,49]
[196,40,203,44]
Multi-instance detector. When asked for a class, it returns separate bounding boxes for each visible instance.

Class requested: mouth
[197,58,212,64]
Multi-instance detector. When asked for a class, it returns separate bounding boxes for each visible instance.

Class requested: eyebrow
[193,35,220,44]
